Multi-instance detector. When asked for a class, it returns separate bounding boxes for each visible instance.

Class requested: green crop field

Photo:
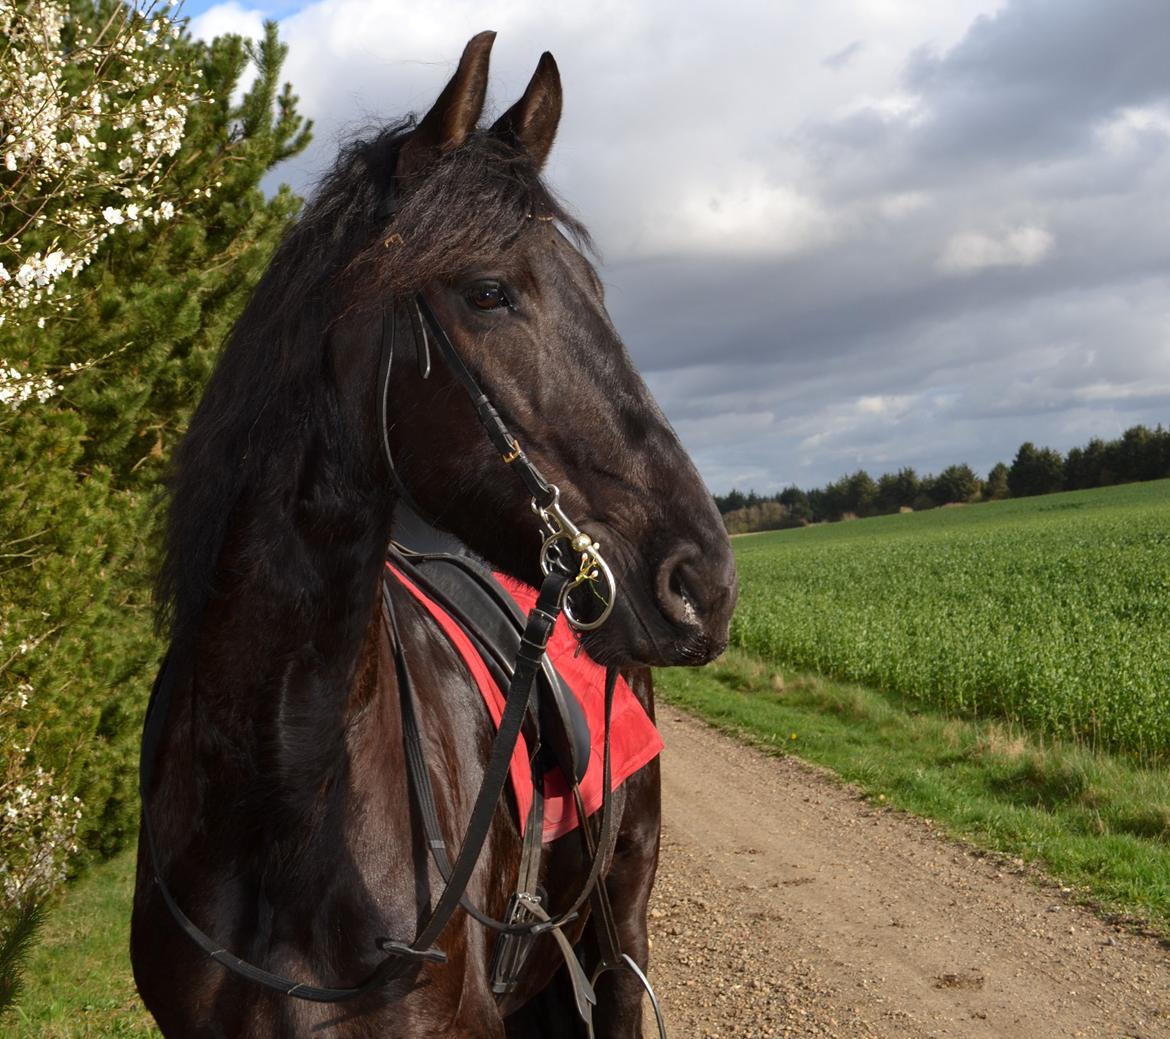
[730,479,1170,759]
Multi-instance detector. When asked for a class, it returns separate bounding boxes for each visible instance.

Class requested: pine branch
[0,896,48,1017]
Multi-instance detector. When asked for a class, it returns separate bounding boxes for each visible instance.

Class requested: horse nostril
[656,545,705,628]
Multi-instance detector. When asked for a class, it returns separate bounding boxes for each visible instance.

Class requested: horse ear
[491,52,562,169]
[397,30,496,180]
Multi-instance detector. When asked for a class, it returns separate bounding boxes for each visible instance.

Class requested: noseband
[138,290,666,1034]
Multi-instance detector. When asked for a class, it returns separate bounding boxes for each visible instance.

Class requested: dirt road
[645,707,1169,1039]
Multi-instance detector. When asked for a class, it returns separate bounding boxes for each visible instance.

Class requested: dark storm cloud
[906,0,1170,166]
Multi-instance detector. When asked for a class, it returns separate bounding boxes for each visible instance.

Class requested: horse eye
[466,284,510,311]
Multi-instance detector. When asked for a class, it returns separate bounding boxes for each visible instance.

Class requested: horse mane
[155,118,588,653]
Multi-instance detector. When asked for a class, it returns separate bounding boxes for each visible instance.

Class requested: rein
[137,291,657,1025]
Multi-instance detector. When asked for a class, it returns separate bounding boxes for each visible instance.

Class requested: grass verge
[9,848,156,1038]
[657,648,1170,936]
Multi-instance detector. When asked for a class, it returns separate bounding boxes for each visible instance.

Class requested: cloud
[187,0,1170,491]
[903,0,1170,168]
[189,1,266,44]
[822,40,864,70]
[938,225,1053,274]
[629,173,837,260]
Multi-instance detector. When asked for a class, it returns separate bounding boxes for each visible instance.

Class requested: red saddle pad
[387,563,663,842]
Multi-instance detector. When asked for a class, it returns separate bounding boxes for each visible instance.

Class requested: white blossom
[1,633,84,911]
[0,0,206,325]
[0,361,60,410]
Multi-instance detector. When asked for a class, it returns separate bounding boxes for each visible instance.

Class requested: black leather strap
[379,297,556,513]
[414,295,555,507]
[384,564,623,1025]
[377,309,431,520]
[138,569,572,1003]
[394,569,572,955]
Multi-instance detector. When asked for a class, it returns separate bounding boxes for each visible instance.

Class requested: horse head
[332,31,736,669]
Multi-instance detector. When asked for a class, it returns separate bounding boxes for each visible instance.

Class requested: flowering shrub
[0,698,83,911]
[0,10,309,1012]
[0,360,61,410]
[0,0,201,325]
[0,621,83,1015]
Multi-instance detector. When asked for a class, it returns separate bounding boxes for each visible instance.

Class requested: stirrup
[587,954,667,1039]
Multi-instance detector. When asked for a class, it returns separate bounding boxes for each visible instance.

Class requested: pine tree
[1008,442,1064,498]
[985,462,1010,499]
[0,13,311,867]
[933,463,980,505]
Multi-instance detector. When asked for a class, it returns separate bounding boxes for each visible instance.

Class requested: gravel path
[644,707,1170,1039]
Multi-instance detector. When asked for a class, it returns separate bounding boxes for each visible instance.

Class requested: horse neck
[187,402,397,840]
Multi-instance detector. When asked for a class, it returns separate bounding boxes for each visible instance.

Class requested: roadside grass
[657,648,1170,935]
[10,848,156,1038]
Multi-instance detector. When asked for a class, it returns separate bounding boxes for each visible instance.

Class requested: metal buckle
[531,486,616,632]
[501,438,522,464]
[490,892,543,995]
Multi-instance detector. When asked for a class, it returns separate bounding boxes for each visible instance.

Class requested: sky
[185,0,1170,494]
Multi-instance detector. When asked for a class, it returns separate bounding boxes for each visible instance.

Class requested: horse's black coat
[134,31,736,1037]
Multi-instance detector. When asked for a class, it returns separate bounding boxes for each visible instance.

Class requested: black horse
[132,31,736,1037]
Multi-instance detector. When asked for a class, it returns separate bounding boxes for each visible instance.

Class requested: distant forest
[715,423,1170,535]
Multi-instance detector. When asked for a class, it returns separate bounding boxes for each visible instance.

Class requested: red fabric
[386,563,663,842]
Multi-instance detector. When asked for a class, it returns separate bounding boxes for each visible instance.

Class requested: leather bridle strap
[393,569,572,954]
[412,295,554,506]
[377,298,554,511]
[377,309,429,519]
[138,568,572,1004]
[383,565,622,1020]
[391,579,621,938]
[382,572,549,936]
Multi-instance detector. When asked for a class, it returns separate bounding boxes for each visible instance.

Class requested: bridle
[138,286,666,1034]
[378,293,617,632]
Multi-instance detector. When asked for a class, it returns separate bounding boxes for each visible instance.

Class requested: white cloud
[937,225,1054,274]
[1073,379,1170,403]
[1096,103,1170,155]
[855,394,915,416]
[189,1,266,44]
[629,173,838,260]
[878,190,930,219]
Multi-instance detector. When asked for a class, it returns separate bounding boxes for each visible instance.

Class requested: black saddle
[388,507,591,785]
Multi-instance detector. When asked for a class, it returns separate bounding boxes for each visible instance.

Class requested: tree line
[715,424,1170,534]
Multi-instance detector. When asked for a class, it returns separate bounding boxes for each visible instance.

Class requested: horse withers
[132,30,736,1037]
